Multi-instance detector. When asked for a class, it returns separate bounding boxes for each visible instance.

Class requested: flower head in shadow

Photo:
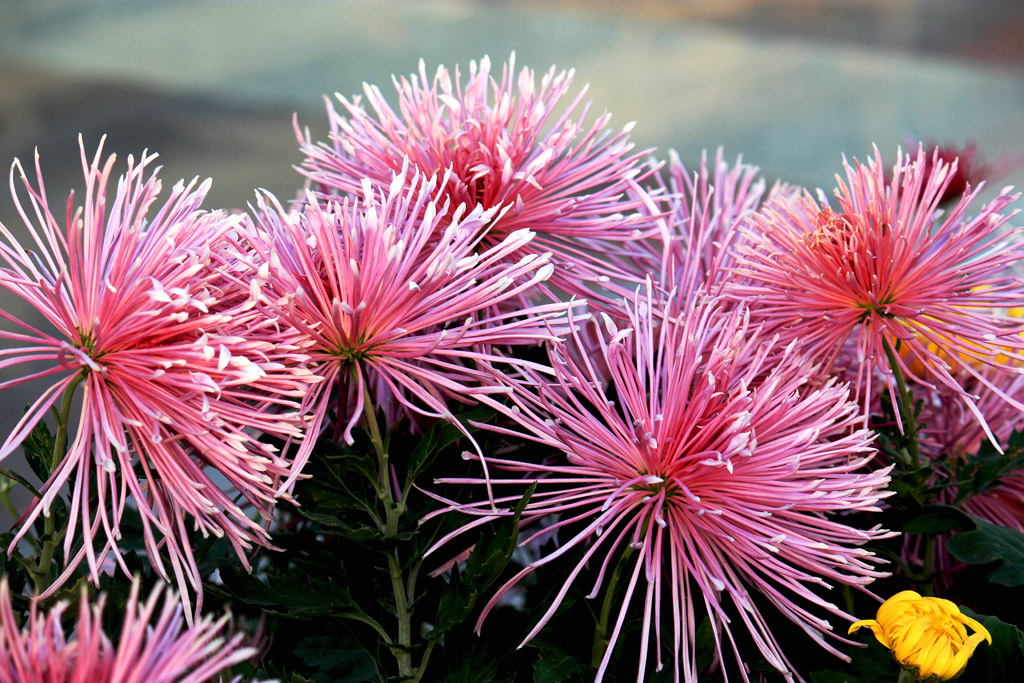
[0,578,262,682]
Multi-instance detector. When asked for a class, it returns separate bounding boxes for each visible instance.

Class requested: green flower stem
[411,638,438,683]
[841,584,856,617]
[340,610,393,644]
[361,374,415,679]
[30,374,84,594]
[592,545,636,669]
[881,338,921,470]
[0,481,21,529]
[921,535,936,597]
[386,549,414,678]
[880,339,940,593]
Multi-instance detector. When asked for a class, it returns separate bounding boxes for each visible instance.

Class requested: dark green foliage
[432,481,535,637]
[21,416,56,483]
[957,608,1024,682]
[532,642,589,683]
[810,638,900,683]
[294,637,383,682]
[901,504,976,535]
[7,380,1024,683]
[948,516,1024,587]
[951,429,1024,505]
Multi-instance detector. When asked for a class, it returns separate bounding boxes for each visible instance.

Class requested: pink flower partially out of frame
[624,149,777,301]
[730,146,1024,442]
[430,286,893,682]
[295,53,659,309]
[243,162,578,491]
[915,361,1024,533]
[0,578,262,682]
[0,139,316,615]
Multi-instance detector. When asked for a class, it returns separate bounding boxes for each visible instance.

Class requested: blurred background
[1,0,1023,518]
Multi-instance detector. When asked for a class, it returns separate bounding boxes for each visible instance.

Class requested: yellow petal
[892,620,931,664]
[956,613,993,645]
[940,632,992,681]
[849,619,890,649]
[916,635,956,680]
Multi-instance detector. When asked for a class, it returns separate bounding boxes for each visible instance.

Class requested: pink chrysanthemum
[730,146,1024,438]
[623,149,780,300]
[0,578,261,682]
[296,54,657,308]
[0,140,316,613]
[243,163,577,490]
[430,287,892,682]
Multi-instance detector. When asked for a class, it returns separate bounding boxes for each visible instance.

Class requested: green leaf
[21,416,56,483]
[432,482,537,636]
[438,629,514,683]
[0,468,41,498]
[947,517,1024,586]
[957,608,1024,682]
[533,642,588,683]
[319,452,380,489]
[952,428,1024,505]
[811,638,899,683]
[407,405,495,484]
[293,636,381,682]
[902,505,976,535]
[212,568,363,620]
[295,509,416,548]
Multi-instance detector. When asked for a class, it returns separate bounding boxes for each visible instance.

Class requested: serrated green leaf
[21,416,56,483]
[810,637,898,683]
[432,482,537,636]
[320,452,380,488]
[296,509,416,549]
[407,405,495,484]
[532,642,587,683]
[952,428,1024,505]
[902,505,976,535]
[294,636,381,682]
[948,517,1024,587]
[213,568,362,620]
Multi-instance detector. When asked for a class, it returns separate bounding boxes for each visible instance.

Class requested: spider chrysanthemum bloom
[432,287,893,682]
[730,146,1024,437]
[0,140,317,613]
[623,149,781,301]
[244,163,577,489]
[0,578,262,682]
[296,54,658,309]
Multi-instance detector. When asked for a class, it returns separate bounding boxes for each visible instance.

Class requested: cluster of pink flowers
[0,53,1021,681]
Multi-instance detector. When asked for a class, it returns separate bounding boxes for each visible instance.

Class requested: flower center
[806,208,897,317]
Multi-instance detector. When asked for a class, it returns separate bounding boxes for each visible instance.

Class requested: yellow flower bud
[849,591,992,681]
